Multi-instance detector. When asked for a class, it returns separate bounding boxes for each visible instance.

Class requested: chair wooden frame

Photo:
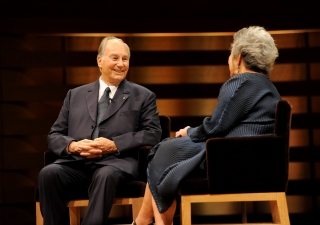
[181,192,290,225]
[66,197,144,225]
[180,100,292,225]
[36,201,42,225]
[36,197,144,225]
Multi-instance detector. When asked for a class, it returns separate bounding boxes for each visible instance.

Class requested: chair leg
[69,206,81,225]
[36,202,43,225]
[67,200,88,225]
[241,201,247,223]
[131,197,144,221]
[270,200,280,223]
[180,196,192,225]
[270,193,290,225]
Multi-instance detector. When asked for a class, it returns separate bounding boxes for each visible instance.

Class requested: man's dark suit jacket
[47,79,162,178]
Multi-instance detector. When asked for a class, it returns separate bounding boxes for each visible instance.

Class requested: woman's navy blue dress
[147,73,281,213]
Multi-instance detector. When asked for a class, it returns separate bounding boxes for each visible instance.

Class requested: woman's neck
[238,64,256,74]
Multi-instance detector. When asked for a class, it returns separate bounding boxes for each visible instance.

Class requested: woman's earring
[235,66,239,74]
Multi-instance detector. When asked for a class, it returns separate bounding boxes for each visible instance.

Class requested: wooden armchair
[179,100,292,225]
[35,115,171,225]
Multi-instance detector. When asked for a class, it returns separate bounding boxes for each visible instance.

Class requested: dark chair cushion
[179,177,209,195]
[205,136,288,194]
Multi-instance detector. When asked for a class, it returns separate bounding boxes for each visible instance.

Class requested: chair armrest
[44,150,59,166]
[137,145,153,181]
[205,135,289,193]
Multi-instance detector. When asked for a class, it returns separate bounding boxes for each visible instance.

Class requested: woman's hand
[175,126,190,138]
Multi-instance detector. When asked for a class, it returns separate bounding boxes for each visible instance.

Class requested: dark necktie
[92,87,110,139]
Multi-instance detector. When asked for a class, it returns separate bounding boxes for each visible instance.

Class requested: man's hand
[68,138,118,159]
[68,139,98,155]
[175,126,190,138]
[78,137,118,158]
[68,139,103,159]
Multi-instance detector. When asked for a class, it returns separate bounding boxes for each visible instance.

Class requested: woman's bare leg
[133,183,154,225]
[134,183,176,225]
[152,197,176,225]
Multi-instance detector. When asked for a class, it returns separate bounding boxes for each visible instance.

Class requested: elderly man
[38,37,162,225]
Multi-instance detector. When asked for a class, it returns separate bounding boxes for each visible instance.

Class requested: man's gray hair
[97,36,130,59]
[230,26,278,76]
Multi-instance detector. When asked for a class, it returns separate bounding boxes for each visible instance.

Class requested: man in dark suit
[38,36,162,225]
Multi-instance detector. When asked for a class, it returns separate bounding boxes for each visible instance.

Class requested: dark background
[1,1,320,224]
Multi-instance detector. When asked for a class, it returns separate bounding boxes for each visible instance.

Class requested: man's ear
[97,56,102,67]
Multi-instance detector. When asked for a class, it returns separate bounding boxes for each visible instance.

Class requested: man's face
[97,39,130,86]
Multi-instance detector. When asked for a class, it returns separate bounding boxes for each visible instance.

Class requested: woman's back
[190,72,281,141]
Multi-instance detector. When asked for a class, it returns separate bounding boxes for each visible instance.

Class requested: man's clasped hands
[68,138,118,158]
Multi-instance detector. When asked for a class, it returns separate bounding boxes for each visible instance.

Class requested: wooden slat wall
[1,30,320,224]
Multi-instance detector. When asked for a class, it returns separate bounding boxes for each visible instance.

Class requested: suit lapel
[86,80,99,122]
[101,79,130,122]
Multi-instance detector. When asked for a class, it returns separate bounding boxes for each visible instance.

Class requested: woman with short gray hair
[133,26,281,225]
[230,26,278,76]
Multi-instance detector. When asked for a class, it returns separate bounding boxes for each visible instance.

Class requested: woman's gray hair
[97,36,130,59]
[230,26,278,76]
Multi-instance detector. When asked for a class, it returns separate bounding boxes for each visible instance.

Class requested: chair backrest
[274,99,292,141]
[159,115,171,141]
[137,115,171,181]
[205,100,292,194]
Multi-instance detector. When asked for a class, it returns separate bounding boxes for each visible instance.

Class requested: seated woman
[133,26,281,225]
